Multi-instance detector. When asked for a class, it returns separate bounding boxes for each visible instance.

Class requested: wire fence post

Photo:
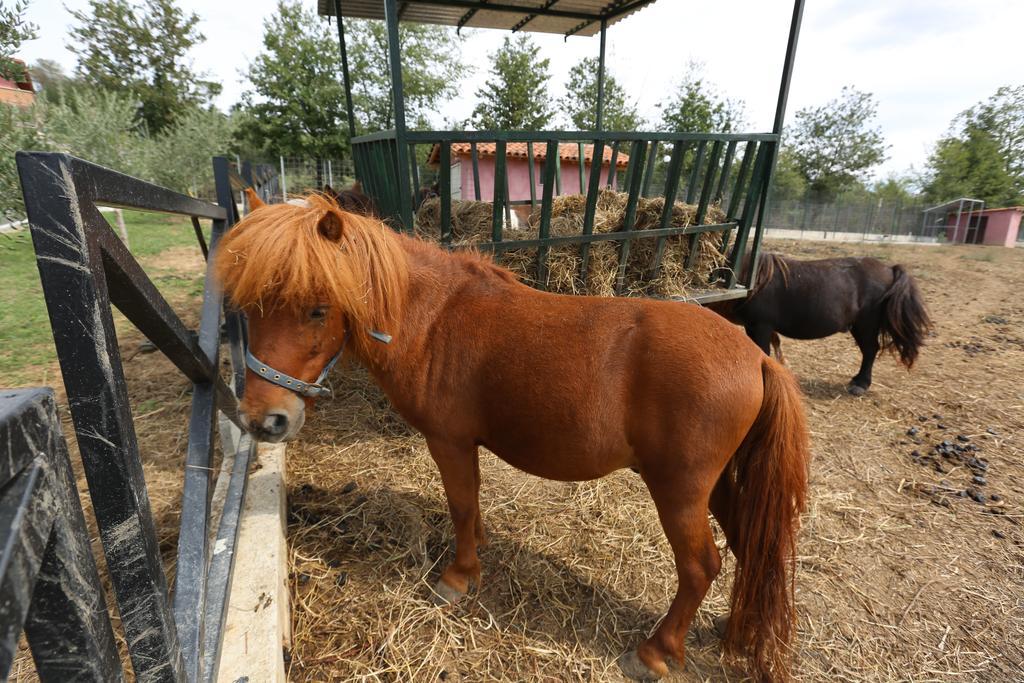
[236,154,244,208]
[115,208,129,249]
[280,156,287,199]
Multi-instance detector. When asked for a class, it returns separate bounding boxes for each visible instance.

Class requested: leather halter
[245,329,392,399]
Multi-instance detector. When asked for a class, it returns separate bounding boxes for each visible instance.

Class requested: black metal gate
[3,153,276,682]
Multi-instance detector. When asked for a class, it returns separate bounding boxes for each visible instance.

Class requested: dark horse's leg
[849,317,881,396]
[744,324,774,357]
[619,471,722,679]
[426,438,484,603]
[770,332,786,365]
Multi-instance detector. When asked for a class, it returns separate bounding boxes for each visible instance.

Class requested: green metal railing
[352,130,778,302]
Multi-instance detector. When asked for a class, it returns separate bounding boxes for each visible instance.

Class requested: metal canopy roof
[317,1,658,38]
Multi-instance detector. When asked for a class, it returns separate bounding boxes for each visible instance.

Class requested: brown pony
[214,191,810,681]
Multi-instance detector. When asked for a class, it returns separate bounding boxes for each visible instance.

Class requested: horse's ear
[317,210,344,242]
[323,183,334,194]
[244,188,265,210]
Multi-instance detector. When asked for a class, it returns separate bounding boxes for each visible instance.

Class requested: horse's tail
[879,264,932,369]
[722,357,810,681]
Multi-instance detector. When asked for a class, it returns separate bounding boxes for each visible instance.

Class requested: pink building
[946,207,1023,247]
[427,142,629,203]
[0,59,35,108]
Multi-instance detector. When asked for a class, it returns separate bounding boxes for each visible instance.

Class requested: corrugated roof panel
[317,1,656,37]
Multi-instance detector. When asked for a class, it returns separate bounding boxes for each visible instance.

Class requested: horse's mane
[750,252,789,296]
[213,192,408,343]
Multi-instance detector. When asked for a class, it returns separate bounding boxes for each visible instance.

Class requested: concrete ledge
[217,441,290,683]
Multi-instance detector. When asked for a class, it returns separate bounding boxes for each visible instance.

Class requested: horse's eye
[310,306,328,322]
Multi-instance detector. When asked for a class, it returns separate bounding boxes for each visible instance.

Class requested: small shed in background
[946,206,1023,247]
[427,141,629,203]
[0,59,35,108]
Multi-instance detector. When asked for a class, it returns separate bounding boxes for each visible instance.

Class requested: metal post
[280,156,287,199]
[332,0,357,141]
[595,18,607,131]
[384,0,414,230]
[235,154,243,208]
[328,159,334,188]
[748,0,805,286]
[955,199,963,243]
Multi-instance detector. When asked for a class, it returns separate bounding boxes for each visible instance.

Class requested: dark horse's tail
[721,358,809,681]
[879,265,932,369]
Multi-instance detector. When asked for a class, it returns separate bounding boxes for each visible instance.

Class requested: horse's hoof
[430,579,465,606]
[713,614,729,638]
[617,650,662,681]
[847,384,868,397]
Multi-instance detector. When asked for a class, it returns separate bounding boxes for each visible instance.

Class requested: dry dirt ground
[10,238,1023,682]
[284,238,1024,682]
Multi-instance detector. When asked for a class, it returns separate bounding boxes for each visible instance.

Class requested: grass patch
[0,210,204,385]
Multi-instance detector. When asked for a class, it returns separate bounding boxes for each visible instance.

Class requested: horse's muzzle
[240,402,305,443]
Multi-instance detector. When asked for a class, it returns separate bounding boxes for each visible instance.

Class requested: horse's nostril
[263,412,289,436]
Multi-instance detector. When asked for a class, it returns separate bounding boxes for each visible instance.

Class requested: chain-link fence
[271,157,355,200]
[764,196,936,241]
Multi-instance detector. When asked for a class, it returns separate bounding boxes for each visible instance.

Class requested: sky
[16,0,1024,180]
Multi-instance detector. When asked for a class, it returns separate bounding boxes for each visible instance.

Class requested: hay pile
[415,190,728,298]
[286,367,701,681]
[283,239,1024,681]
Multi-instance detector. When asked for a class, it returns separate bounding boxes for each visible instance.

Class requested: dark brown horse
[709,253,932,395]
[323,180,379,217]
[215,191,810,681]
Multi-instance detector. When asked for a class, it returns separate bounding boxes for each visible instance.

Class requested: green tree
[873,173,916,203]
[67,0,219,134]
[953,85,1023,196]
[2,87,144,220]
[770,148,807,201]
[924,124,1017,205]
[345,18,469,131]
[236,1,349,162]
[237,4,468,162]
[472,35,553,129]
[27,58,71,94]
[143,106,236,195]
[0,103,39,221]
[559,56,643,131]
[38,89,142,171]
[656,62,745,133]
[0,0,37,80]
[786,87,888,201]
